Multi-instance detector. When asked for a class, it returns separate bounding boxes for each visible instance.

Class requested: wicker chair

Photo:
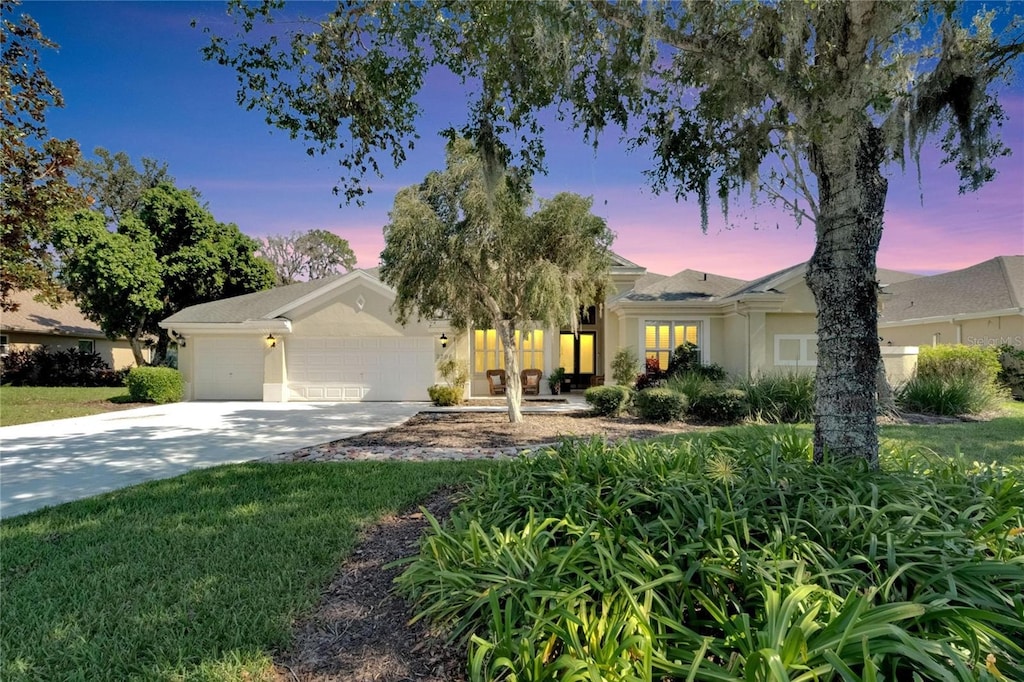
[521,369,542,396]
[485,369,507,395]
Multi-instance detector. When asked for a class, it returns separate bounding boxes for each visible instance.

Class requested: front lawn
[0,386,144,426]
[1,460,492,681]
[1,407,1021,681]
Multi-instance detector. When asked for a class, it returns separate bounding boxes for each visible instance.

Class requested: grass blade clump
[398,431,1024,681]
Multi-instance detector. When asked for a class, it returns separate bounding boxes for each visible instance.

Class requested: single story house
[160,254,1021,402]
[878,255,1023,350]
[1,290,145,370]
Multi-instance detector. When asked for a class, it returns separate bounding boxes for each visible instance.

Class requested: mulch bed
[274,489,466,682]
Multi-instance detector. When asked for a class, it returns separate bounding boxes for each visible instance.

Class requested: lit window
[474,329,544,372]
[774,335,817,367]
[644,321,700,371]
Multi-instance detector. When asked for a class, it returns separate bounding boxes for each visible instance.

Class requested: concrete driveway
[0,401,424,519]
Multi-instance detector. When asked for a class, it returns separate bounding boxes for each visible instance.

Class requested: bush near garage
[634,387,687,422]
[126,366,184,404]
[0,347,125,387]
[427,384,463,406]
[583,384,632,416]
[898,344,1008,416]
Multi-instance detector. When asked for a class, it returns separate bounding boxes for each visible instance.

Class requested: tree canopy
[259,228,357,284]
[1,1,86,311]
[206,0,1023,461]
[75,147,177,225]
[381,138,613,423]
[54,184,276,365]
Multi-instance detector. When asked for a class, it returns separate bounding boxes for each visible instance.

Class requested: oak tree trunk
[805,125,887,467]
[496,320,524,423]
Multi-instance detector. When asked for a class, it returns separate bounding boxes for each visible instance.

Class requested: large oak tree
[205,0,1022,463]
[381,138,613,423]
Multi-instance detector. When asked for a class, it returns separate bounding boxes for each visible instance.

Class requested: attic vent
[356,294,366,311]
[703,273,707,281]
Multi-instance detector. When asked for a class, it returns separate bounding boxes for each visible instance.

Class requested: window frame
[773,334,818,367]
[640,318,709,372]
[77,339,96,353]
[473,328,545,373]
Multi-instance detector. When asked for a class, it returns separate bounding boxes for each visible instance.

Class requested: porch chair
[521,369,542,396]
[486,369,507,396]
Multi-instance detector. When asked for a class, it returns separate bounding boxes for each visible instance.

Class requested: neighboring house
[878,256,1024,350]
[0,290,146,370]
[160,254,1020,402]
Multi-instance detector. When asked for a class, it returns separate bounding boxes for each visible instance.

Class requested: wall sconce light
[266,334,276,348]
[439,333,448,348]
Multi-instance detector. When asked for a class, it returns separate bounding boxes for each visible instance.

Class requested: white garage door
[193,337,265,400]
[286,337,434,401]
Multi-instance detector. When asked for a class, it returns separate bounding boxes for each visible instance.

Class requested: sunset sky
[25,1,1024,281]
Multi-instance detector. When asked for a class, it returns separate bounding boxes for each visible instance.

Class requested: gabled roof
[162,270,387,325]
[0,290,107,338]
[880,256,1023,323]
[617,269,747,303]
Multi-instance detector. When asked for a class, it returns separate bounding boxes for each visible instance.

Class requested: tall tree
[381,138,613,423]
[205,1,1023,463]
[55,183,276,364]
[1,1,86,311]
[53,211,163,366]
[75,148,175,225]
[259,228,357,284]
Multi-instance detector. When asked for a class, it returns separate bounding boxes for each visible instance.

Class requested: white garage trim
[193,337,265,400]
[285,337,434,401]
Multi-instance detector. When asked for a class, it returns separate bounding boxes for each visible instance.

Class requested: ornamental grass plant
[398,431,1024,681]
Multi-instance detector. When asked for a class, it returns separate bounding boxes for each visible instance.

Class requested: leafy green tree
[381,138,613,423]
[75,147,175,225]
[205,1,1022,463]
[53,211,162,366]
[1,1,86,311]
[56,184,276,364]
[259,228,357,284]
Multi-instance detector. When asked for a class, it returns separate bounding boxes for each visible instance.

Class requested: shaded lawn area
[0,386,145,426]
[1,460,493,682]
[654,400,1024,467]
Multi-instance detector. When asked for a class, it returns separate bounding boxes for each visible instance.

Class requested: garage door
[193,337,265,400]
[286,337,434,401]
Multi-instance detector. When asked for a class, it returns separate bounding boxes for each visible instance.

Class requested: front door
[559,332,595,389]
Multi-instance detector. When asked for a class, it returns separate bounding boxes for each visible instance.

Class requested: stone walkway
[263,441,560,463]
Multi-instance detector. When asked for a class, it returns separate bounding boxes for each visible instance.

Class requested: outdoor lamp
[266,334,276,348]
[440,333,448,348]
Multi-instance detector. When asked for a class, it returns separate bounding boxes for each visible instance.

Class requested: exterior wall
[288,284,436,338]
[1,331,144,370]
[779,281,817,313]
[881,346,919,385]
[721,314,748,378]
[707,317,726,366]
[880,315,1024,350]
[765,313,818,373]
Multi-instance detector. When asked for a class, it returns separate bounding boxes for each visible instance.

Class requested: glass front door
[559,332,596,388]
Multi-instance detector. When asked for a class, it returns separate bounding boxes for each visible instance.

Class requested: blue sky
[24,0,1024,279]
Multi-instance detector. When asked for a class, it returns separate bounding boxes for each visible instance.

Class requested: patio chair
[486,369,507,395]
[589,375,605,387]
[521,369,542,396]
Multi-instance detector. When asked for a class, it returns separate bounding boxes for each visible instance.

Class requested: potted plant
[548,367,566,395]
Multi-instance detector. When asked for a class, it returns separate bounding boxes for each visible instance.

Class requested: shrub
[0,347,122,387]
[436,356,469,392]
[427,384,463,406]
[125,366,183,404]
[634,387,687,422]
[665,371,717,407]
[399,434,1024,681]
[738,371,815,423]
[688,387,748,423]
[610,347,639,386]
[583,384,632,416]
[917,343,1001,384]
[997,344,1024,400]
[897,374,1007,415]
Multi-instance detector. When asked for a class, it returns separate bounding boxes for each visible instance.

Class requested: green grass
[652,400,1024,466]
[0,386,143,426]
[1,460,493,681]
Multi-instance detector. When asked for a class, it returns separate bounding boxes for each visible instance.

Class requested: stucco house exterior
[878,256,1023,351]
[0,290,145,370]
[160,254,1021,402]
